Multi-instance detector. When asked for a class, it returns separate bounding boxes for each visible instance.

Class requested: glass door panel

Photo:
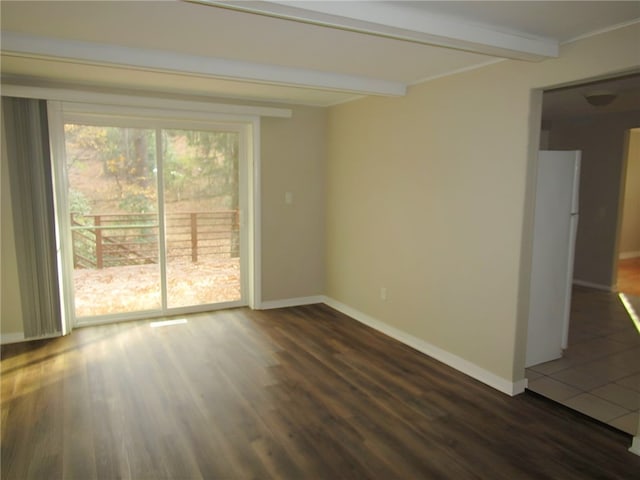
[162,129,241,308]
[64,124,161,318]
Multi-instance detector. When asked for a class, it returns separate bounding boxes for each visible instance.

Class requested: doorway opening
[51,103,252,326]
[526,74,640,436]
[615,128,640,298]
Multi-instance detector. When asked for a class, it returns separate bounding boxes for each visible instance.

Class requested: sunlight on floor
[619,293,640,334]
[150,319,189,328]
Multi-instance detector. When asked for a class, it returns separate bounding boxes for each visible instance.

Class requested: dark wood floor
[2,305,638,479]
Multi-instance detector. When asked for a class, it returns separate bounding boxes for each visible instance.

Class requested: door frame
[47,100,261,330]
[612,128,639,292]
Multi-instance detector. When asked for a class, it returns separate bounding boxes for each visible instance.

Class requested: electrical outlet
[380,287,387,301]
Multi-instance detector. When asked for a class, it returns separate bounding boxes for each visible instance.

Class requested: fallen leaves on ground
[73,258,240,317]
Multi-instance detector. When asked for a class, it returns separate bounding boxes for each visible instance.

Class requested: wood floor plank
[2,305,639,479]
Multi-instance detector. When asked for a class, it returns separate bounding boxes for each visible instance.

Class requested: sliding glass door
[60,115,245,324]
[65,125,162,317]
[162,129,241,309]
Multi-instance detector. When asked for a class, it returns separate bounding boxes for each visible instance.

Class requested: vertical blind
[2,97,62,338]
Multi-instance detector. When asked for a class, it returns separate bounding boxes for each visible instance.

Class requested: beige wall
[620,129,640,257]
[1,107,25,337]
[326,23,640,384]
[548,112,640,287]
[260,106,326,302]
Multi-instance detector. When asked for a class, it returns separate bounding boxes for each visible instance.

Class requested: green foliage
[64,124,239,214]
[119,193,155,214]
[65,124,158,213]
[68,189,91,216]
[65,124,244,268]
[163,129,239,208]
[103,128,155,185]
[64,124,109,166]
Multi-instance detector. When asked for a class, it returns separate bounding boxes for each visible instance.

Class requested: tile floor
[526,285,640,435]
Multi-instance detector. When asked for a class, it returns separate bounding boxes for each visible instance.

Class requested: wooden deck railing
[71,211,239,269]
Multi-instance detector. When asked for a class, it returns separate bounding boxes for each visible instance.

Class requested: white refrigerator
[526,150,581,368]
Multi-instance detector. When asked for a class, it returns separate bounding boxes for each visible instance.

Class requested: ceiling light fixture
[584,90,617,107]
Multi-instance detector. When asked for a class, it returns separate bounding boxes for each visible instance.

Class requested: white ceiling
[390,1,640,42]
[1,1,639,107]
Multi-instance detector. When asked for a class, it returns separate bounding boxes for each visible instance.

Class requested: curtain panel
[2,97,62,338]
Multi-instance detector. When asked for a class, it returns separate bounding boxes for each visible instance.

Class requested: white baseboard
[258,295,324,310]
[1,332,25,345]
[630,435,640,456]
[573,279,614,291]
[323,296,526,397]
[619,251,640,260]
